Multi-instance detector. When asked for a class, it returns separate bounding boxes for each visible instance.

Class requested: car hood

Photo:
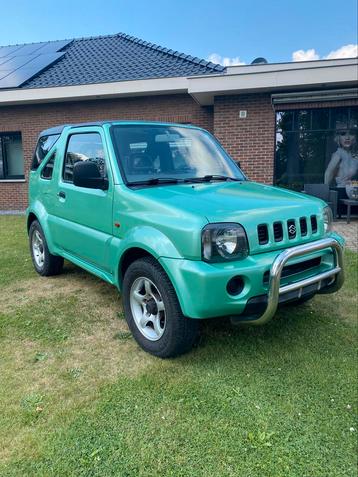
[134,181,326,254]
[136,181,324,220]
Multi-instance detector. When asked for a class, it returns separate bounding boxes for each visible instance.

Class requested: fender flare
[112,225,182,287]
[26,202,57,254]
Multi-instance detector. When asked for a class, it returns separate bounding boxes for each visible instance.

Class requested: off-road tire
[29,220,64,276]
[122,256,199,358]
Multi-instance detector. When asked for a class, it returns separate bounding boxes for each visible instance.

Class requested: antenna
[251,57,268,65]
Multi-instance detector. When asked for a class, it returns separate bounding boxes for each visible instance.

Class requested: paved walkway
[333,220,358,252]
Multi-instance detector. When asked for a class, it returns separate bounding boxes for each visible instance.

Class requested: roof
[0,33,225,90]
[39,120,202,137]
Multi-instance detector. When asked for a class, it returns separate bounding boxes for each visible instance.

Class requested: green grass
[0,216,357,476]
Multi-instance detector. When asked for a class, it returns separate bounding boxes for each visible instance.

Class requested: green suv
[27,121,344,357]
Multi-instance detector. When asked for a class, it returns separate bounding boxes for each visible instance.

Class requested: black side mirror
[73,161,108,190]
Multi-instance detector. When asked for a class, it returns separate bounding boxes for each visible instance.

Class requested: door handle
[58,191,66,199]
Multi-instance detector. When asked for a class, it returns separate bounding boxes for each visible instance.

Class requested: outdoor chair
[303,184,338,219]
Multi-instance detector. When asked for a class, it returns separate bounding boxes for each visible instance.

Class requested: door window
[63,133,107,183]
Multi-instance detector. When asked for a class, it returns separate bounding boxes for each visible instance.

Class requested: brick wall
[2,90,357,211]
[214,94,275,184]
[0,94,213,210]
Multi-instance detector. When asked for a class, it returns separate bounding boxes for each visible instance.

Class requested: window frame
[62,131,109,185]
[31,133,60,171]
[40,151,57,180]
[0,131,25,180]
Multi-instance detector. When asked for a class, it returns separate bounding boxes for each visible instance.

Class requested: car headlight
[323,206,333,233]
[202,223,249,262]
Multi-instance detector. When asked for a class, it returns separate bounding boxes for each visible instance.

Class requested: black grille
[287,219,296,239]
[257,224,269,244]
[311,215,318,233]
[273,222,283,242]
[263,257,322,284]
[300,217,308,236]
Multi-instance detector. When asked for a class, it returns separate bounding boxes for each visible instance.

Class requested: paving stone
[333,220,358,252]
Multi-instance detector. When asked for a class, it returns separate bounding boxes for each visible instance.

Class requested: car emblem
[288,224,296,236]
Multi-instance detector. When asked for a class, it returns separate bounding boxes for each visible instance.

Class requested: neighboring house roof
[0,33,225,90]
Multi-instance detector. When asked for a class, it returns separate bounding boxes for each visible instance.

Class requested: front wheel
[29,220,64,276]
[122,257,199,358]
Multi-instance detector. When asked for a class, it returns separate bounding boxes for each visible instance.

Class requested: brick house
[0,33,357,210]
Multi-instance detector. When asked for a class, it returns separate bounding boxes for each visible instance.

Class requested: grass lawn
[0,215,357,476]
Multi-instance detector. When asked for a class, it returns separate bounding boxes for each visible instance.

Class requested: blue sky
[1,0,357,64]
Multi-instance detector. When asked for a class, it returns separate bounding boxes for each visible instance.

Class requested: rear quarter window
[31,134,60,170]
[40,152,56,180]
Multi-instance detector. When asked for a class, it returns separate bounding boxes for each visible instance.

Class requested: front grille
[273,222,283,242]
[257,224,269,244]
[300,217,308,236]
[263,257,322,285]
[287,219,296,239]
[256,215,318,245]
[311,215,318,233]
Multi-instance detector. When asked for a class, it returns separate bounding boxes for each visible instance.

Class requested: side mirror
[73,161,108,190]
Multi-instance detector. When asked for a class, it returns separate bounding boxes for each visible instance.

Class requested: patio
[333,220,358,252]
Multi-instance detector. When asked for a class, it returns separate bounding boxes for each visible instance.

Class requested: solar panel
[0,45,24,58]
[10,43,49,56]
[0,55,15,67]
[0,55,36,74]
[0,39,72,88]
[37,39,72,54]
[0,52,65,89]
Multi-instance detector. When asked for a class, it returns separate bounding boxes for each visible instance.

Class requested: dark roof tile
[16,32,225,89]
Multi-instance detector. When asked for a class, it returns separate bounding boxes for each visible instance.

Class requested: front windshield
[110,124,246,184]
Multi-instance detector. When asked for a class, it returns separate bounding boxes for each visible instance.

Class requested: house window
[0,132,25,180]
[275,106,358,192]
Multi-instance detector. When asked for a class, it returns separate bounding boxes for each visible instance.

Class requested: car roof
[39,120,203,137]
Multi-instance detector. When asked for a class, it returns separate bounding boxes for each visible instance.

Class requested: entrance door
[51,127,114,272]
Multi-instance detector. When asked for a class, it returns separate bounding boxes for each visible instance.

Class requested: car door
[51,127,114,271]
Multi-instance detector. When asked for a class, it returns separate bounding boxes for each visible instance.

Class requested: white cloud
[325,44,358,59]
[292,48,319,61]
[207,53,245,66]
[292,44,358,62]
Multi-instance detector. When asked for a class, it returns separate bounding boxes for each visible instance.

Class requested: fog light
[227,276,245,296]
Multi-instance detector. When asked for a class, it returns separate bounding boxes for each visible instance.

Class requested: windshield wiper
[129,177,183,186]
[184,175,241,183]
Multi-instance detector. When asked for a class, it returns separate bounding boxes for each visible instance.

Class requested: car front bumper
[159,233,344,322]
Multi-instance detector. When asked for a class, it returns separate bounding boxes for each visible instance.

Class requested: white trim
[188,58,358,105]
[0,179,26,183]
[0,76,189,106]
[0,57,356,107]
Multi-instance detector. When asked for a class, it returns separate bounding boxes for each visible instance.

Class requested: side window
[63,133,106,183]
[32,134,60,170]
[40,152,56,180]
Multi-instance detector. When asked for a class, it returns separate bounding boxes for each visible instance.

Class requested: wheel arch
[27,212,38,233]
[118,247,155,288]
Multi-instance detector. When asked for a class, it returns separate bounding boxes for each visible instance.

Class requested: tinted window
[63,133,106,183]
[32,134,60,170]
[41,152,56,179]
[0,132,24,180]
[275,106,358,191]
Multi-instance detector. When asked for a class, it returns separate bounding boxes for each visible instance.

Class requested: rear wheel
[122,257,199,358]
[29,220,64,276]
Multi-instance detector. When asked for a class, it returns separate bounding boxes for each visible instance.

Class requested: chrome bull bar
[251,237,344,325]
